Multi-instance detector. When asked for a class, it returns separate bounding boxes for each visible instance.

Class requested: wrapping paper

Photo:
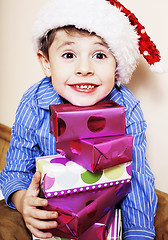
[57,134,133,172]
[32,208,122,240]
[49,101,126,143]
[37,155,132,197]
[36,155,131,238]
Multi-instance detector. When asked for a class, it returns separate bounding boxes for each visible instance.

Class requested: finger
[27,172,41,197]
[27,196,48,208]
[27,217,58,230]
[28,225,53,239]
[29,208,58,220]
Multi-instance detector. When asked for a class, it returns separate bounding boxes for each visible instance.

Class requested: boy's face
[38,29,116,106]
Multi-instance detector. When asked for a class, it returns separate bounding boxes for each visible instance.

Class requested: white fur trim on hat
[32,0,140,85]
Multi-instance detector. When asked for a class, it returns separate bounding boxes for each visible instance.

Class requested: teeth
[75,85,95,89]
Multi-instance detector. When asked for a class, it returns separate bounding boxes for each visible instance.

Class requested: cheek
[50,64,67,84]
[97,62,116,78]
[51,72,63,92]
[51,62,73,80]
[105,64,116,85]
[103,78,115,96]
[103,71,115,88]
[105,80,115,94]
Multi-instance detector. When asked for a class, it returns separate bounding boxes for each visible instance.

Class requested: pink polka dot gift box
[49,101,126,143]
[36,154,131,239]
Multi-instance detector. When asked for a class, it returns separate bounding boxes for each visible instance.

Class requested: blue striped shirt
[0,77,157,239]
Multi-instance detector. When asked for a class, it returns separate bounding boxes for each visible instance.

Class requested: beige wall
[0,0,168,193]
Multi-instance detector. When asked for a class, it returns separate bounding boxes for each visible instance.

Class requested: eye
[93,52,107,59]
[62,52,75,59]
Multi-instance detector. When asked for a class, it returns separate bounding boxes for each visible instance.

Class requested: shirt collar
[37,77,64,110]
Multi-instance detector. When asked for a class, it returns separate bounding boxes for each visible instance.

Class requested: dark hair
[39,29,57,59]
[39,25,96,59]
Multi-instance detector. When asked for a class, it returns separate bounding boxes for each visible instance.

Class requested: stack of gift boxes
[35,100,133,240]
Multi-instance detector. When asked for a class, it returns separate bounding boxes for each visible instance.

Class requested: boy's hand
[11,172,58,239]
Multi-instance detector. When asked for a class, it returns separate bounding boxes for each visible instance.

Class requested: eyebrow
[56,41,75,50]
[56,40,109,51]
[94,41,109,48]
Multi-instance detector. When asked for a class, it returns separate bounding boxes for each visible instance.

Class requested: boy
[0,0,163,239]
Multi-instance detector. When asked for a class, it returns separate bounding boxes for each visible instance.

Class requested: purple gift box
[57,134,133,172]
[49,101,126,143]
[32,208,122,240]
[36,155,131,239]
[77,208,122,240]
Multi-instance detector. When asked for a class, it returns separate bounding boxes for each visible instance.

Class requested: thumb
[28,171,41,197]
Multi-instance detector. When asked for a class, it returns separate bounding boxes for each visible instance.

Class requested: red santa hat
[32,0,166,85]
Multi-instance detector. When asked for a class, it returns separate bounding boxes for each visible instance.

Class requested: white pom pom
[150,60,168,74]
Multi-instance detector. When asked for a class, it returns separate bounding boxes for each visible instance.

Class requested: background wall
[0,0,168,193]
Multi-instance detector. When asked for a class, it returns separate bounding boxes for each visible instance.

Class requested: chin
[63,94,104,107]
[70,100,99,107]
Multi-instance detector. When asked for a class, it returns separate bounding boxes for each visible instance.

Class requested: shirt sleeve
[0,96,42,209]
[121,100,158,239]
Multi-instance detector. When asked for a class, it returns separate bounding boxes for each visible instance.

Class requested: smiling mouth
[69,83,99,92]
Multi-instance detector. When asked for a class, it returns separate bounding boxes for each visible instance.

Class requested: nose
[75,58,94,76]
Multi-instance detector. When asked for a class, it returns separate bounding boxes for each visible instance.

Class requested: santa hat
[32,0,165,85]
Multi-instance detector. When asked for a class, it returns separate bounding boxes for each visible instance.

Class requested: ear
[37,50,51,77]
